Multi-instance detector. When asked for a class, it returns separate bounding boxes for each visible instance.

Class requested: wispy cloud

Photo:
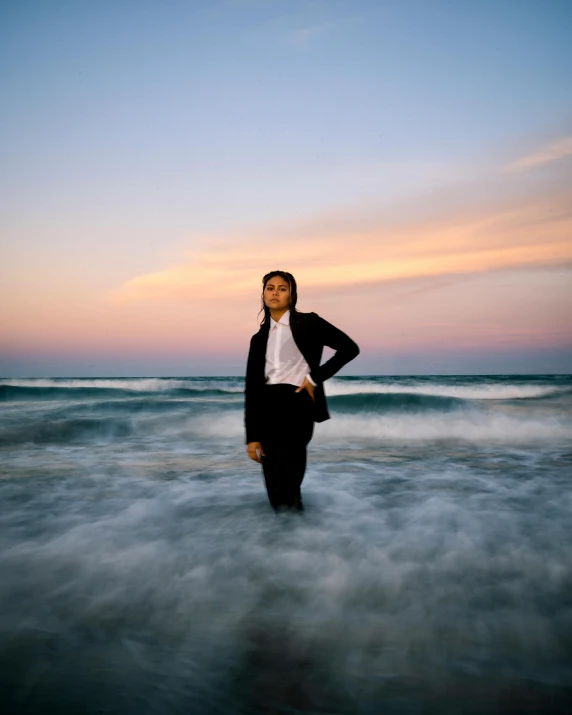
[502,134,572,173]
[286,21,331,48]
[109,188,572,305]
[109,130,572,306]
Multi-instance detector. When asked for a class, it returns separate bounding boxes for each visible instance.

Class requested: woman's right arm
[244,337,267,462]
[244,336,261,447]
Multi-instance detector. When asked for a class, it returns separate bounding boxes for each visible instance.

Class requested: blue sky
[1,0,571,376]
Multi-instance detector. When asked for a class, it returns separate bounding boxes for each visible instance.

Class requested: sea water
[1,375,571,714]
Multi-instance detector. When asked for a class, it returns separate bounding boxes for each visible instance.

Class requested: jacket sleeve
[244,336,261,445]
[309,313,360,385]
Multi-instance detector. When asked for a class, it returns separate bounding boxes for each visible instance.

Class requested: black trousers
[258,383,315,511]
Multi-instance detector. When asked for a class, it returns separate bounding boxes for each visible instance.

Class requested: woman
[244,270,360,512]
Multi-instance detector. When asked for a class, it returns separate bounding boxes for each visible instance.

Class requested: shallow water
[1,375,571,713]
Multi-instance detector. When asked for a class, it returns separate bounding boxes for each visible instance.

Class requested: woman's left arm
[308,313,360,385]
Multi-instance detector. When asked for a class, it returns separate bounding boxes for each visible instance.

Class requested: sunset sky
[1,0,571,376]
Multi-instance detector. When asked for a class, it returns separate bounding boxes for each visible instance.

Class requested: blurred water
[1,375,571,714]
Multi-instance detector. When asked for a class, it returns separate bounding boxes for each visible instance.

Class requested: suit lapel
[254,312,314,379]
[289,313,311,364]
[253,320,270,383]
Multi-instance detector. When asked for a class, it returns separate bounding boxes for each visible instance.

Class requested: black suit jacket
[244,310,360,444]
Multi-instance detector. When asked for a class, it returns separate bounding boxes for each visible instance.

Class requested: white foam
[181,408,571,445]
[1,377,563,400]
[0,378,244,393]
[324,379,562,401]
[317,410,571,444]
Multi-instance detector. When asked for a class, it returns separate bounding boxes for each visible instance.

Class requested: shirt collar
[270,308,290,329]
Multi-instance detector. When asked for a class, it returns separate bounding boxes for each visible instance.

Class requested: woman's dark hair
[257,270,299,325]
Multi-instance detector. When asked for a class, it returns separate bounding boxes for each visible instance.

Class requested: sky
[1,0,571,377]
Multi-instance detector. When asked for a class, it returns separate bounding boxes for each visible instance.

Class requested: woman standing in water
[245,270,360,512]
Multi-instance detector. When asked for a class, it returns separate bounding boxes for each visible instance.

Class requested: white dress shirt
[265,309,317,387]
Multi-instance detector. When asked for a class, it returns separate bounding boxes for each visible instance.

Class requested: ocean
[1,374,571,714]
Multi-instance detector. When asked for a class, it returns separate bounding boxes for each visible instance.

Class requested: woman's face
[264,276,291,311]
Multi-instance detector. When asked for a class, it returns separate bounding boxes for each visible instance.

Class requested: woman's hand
[247,441,265,463]
[295,377,316,402]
